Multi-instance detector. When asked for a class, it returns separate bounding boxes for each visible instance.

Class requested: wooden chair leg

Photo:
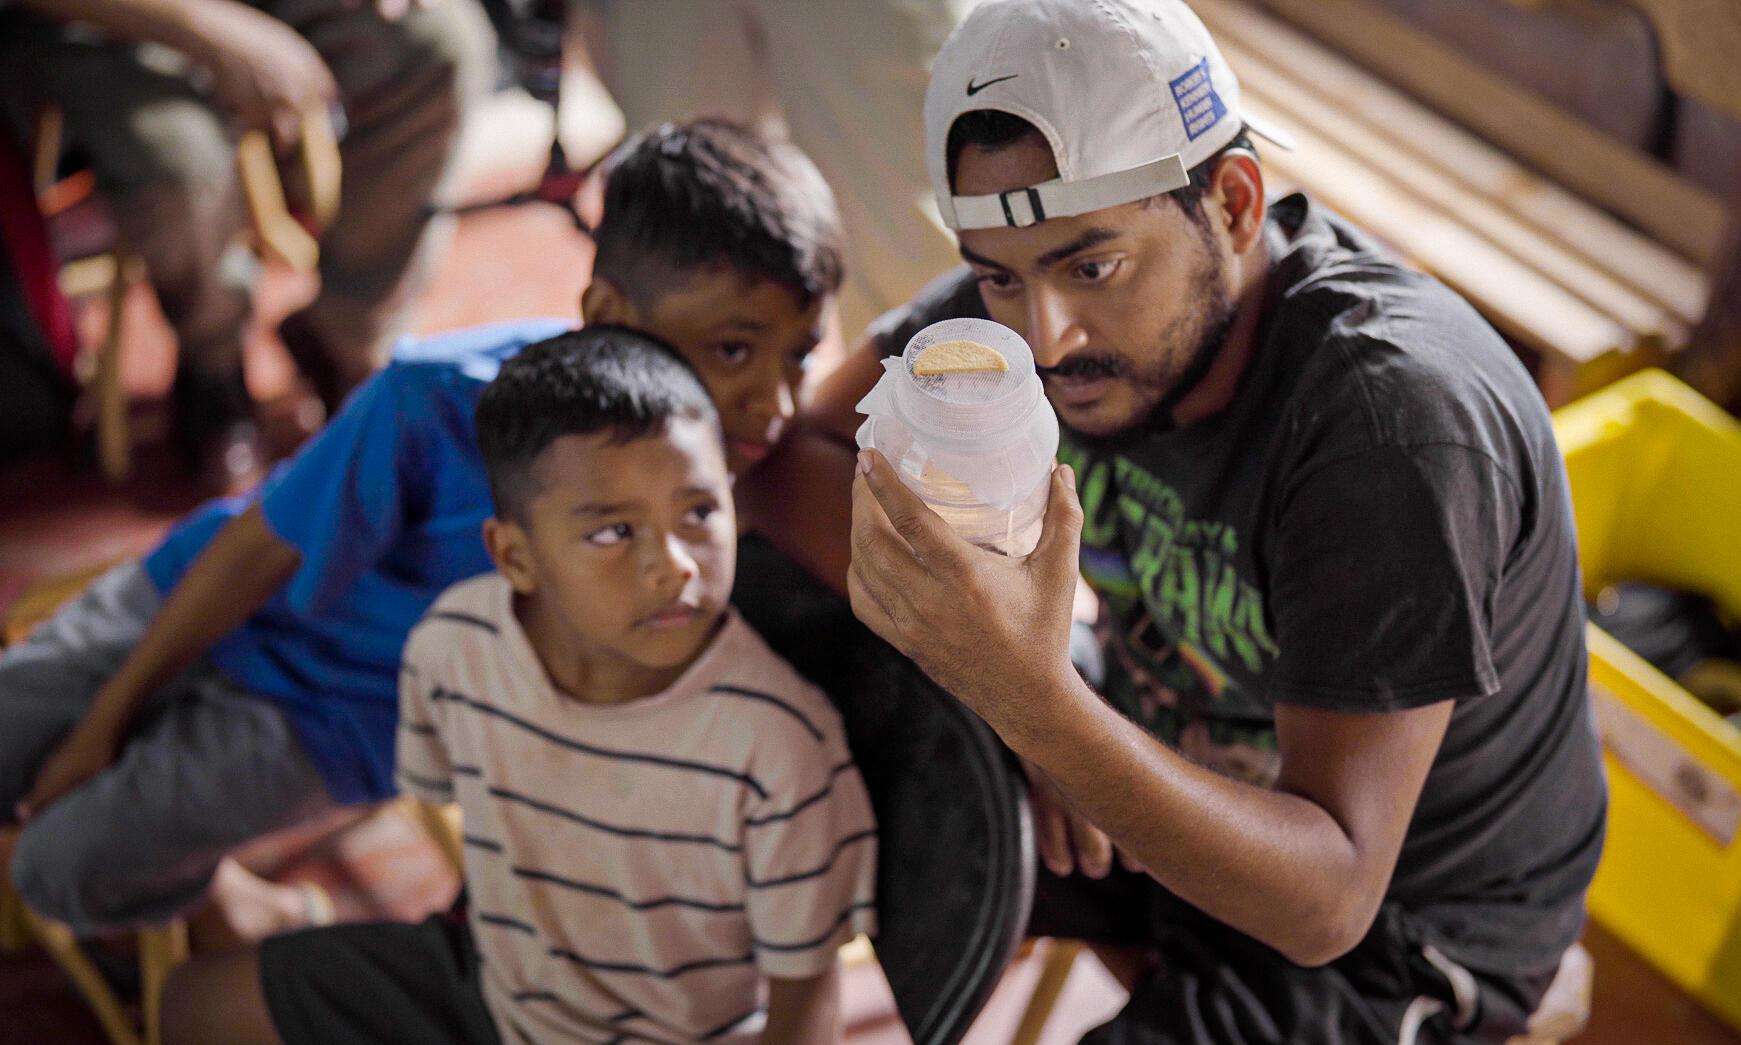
[1011,938,1084,1045]
[405,797,464,873]
[0,880,28,954]
[139,921,189,1045]
[95,249,131,484]
[21,909,143,1045]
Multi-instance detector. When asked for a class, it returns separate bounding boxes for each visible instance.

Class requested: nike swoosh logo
[966,73,1018,96]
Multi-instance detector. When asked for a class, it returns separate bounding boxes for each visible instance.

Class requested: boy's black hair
[944,109,1256,236]
[593,119,845,309]
[475,325,719,521]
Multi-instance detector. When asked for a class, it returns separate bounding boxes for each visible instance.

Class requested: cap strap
[944,153,1191,231]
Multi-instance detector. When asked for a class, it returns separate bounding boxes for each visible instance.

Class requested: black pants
[261,909,501,1045]
[1029,869,1556,1044]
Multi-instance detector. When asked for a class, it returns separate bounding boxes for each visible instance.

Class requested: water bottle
[855,318,1060,556]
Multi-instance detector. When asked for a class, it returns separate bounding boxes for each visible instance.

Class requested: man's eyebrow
[959,227,1126,273]
[1035,227,1123,269]
[959,244,1009,271]
[722,318,769,333]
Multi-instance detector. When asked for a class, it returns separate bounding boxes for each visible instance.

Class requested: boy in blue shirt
[0,118,844,940]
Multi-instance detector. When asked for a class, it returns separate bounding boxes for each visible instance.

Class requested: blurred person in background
[0,0,497,490]
[569,0,971,347]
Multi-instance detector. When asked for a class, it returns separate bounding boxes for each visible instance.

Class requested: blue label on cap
[1169,57,1226,142]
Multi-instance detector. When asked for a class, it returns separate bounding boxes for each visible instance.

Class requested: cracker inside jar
[913,339,1010,377]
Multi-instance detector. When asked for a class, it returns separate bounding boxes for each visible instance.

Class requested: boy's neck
[513,591,710,706]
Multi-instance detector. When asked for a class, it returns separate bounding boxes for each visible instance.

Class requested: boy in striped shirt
[177,328,878,1044]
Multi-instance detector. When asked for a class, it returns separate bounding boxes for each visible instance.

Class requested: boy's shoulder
[383,318,574,389]
[405,573,511,665]
[708,613,851,763]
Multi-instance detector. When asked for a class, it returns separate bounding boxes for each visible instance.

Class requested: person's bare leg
[161,946,283,1045]
[188,858,321,951]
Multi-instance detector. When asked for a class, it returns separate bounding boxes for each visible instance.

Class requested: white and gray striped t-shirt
[398,573,878,1044]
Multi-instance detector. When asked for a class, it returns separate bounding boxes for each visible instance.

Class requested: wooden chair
[33,108,340,482]
[0,565,189,1045]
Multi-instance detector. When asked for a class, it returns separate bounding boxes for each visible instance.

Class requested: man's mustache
[1039,355,1129,380]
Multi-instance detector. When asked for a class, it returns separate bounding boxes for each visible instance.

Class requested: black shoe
[277,311,348,418]
[171,367,266,496]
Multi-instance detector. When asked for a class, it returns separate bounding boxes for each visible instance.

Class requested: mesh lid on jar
[856,319,1060,510]
[903,318,1032,406]
[861,318,1047,448]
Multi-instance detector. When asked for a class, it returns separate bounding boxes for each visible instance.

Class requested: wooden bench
[1194,0,1726,406]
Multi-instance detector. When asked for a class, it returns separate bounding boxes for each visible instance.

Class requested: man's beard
[1050,264,1237,449]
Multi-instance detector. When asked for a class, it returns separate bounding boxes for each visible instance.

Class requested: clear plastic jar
[855,318,1059,556]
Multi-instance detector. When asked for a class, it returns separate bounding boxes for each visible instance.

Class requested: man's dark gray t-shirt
[871,193,1606,975]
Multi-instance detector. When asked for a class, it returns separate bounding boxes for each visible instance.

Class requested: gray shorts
[1,562,334,934]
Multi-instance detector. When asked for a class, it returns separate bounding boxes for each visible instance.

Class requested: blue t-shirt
[143,319,572,804]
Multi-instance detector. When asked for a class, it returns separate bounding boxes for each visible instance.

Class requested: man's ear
[484,516,538,595]
[1211,150,1267,255]
[581,277,639,327]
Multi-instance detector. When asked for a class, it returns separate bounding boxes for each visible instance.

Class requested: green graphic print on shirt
[1059,439,1284,787]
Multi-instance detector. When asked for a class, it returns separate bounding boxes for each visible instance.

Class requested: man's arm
[20,0,337,149]
[17,506,300,819]
[761,963,841,1045]
[847,452,1452,966]
[1015,672,1449,965]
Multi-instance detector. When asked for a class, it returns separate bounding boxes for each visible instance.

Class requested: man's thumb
[1031,464,1084,576]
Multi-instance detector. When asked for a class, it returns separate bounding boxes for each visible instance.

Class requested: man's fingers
[270,105,302,153]
[1117,846,1148,875]
[846,568,901,648]
[851,469,912,565]
[1070,812,1114,879]
[1029,464,1084,586]
[1024,766,1075,877]
[857,451,964,568]
[16,774,64,823]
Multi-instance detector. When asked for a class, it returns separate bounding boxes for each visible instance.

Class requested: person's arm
[734,430,857,595]
[847,452,1457,965]
[20,0,337,149]
[1010,670,1449,966]
[801,329,887,447]
[395,635,454,805]
[21,363,421,821]
[16,506,299,819]
[761,964,842,1045]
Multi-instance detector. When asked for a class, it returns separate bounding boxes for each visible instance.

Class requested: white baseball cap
[925,0,1290,231]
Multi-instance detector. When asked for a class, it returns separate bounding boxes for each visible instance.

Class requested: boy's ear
[581,277,640,328]
[483,517,538,595]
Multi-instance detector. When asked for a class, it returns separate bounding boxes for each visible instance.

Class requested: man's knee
[9,815,201,933]
[114,94,240,197]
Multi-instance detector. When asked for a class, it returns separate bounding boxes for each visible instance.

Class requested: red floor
[1,131,1736,1045]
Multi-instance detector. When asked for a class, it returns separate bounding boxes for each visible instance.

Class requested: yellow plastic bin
[1553,369,1741,1030]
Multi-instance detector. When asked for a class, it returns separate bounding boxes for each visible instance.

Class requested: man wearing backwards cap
[824,0,1606,1040]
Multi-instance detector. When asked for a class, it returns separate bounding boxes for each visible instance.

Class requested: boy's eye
[975,270,1020,296]
[1072,258,1121,283]
[684,503,719,527]
[715,342,753,365]
[585,522,633,546]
